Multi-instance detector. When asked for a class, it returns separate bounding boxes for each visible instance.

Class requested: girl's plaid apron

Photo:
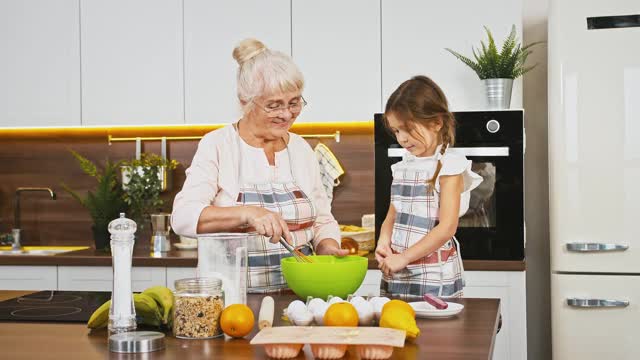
[234,131,316,294]
[380,160,465,299]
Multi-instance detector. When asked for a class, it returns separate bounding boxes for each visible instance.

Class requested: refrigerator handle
[566,243,629,252]
[567,298,629,308]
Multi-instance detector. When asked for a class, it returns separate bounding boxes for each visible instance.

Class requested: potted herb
[445,25,541,109]
[121,153,179,231]
[61,150,128,251]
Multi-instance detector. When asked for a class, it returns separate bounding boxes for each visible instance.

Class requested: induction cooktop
[0,291,110,322]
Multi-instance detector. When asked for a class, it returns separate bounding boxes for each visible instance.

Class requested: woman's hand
[375,238,393,264]
[379,253,410,277]
[315,239,350,257]
[243,206,292,244]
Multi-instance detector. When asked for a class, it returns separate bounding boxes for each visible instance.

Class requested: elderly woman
[171,38,347,293]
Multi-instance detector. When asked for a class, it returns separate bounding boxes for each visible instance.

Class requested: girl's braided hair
[382,75,456,193]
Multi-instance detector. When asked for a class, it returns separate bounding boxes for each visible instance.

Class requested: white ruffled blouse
[391,145,483,217]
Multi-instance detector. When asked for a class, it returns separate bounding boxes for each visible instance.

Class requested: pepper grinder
[107,213,165,353]
[108,213,137,334]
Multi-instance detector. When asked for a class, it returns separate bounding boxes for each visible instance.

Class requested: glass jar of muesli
[172,277,225,339]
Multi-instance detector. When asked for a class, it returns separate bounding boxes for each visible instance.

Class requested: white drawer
[0,266,57,291]
[58,266,166,292]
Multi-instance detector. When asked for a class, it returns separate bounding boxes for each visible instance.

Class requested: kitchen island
[0,291,500,360]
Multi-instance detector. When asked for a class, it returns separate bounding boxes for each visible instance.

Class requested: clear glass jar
[197,233,249,306]
[172,277,225,339]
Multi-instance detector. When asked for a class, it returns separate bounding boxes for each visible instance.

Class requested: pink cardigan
[171,125,341,248]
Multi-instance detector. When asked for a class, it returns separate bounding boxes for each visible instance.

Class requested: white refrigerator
[549,0,640,359]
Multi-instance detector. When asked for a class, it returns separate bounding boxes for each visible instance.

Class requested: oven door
[452,147,524,260]
[374,111,524,261]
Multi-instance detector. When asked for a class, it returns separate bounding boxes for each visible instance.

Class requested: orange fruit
[220,304,255,338]
[340,237,359,255]
[382,299,416,318]
[323,302,359,327]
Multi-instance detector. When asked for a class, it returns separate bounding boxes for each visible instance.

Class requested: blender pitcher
[197,233,250,306]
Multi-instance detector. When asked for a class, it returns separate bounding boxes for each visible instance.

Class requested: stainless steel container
[483,78,513,109]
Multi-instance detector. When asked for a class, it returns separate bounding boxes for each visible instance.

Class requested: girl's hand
[243,206,292,244]
[379,253,410,276]
[316,239,350,257]
[375,239,393,264]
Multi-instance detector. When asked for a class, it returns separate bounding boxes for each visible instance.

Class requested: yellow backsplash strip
[0,246,89,251]
[0,121,373,140]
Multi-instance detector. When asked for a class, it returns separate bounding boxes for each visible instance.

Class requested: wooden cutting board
[250,326,406,347]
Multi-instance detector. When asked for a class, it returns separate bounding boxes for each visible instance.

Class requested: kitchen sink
[0,246,89,256]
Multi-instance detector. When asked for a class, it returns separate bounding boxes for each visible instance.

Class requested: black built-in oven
[374,110,524,261]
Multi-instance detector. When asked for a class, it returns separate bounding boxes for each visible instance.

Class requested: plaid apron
[235,131,316,294]
[380,159,465,300]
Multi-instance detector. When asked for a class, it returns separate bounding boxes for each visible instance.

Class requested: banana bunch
[87,286,174,330]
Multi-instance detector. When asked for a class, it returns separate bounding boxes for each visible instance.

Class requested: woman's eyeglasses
[253,97,307,117]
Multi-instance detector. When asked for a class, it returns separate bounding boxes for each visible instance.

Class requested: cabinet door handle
[566,243,629,252]
[567,298,629,308]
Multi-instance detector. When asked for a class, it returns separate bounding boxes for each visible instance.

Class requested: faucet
[10,187,57,250]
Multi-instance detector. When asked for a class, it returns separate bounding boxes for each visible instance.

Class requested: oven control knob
[486,119,500,133]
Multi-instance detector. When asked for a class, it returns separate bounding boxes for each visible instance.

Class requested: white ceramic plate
[409,301,464,318]
[174,243,197,250]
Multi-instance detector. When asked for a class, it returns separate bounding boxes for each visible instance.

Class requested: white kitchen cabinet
[291,0,381,122]
[166,267,198,290]
[0,266,57,291]
[382,0,523,111]
[57,266,166,292]
[552,274,640,360]
[0,0,80,127]
[464,271,527,360]
[184,0,291,124]
[80,0,184,125]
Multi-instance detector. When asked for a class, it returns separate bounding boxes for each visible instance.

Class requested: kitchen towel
[314,142,345,203]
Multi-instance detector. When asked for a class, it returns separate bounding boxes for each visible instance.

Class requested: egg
[307,298,327,314]
[353,300,375,326]
[349,296,367,306]
[369,297,390,320]
[312,302,330,325]
[286,300,307,319]
[328,296,345,305]
[289,308,314,326]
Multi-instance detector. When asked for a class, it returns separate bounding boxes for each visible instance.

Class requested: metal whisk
[279,237,313,263]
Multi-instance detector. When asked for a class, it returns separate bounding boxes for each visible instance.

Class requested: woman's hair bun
[232,38,267,65]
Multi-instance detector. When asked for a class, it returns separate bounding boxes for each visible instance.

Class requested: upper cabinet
[292,0,381,122]
[184,0,291,124]
[1,1,525,128]
[382,0,523,111]
[80,0,184,126]
[0,0,81,127]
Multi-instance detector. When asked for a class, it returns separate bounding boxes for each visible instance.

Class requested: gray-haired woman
[171,39,347,293]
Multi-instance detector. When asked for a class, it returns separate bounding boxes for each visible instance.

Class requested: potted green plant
[61,150,128,251]
[445,25,541,109]
[121,153,179,231]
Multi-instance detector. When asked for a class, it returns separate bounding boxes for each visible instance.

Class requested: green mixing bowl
[281,255,368,300]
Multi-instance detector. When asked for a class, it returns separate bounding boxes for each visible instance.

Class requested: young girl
[376,75,482,299]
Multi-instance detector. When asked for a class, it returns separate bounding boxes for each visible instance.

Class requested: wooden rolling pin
[258,296,275,329]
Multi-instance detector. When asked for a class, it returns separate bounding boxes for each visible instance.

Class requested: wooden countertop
[0,247,525,271]
[0,291,500,360]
